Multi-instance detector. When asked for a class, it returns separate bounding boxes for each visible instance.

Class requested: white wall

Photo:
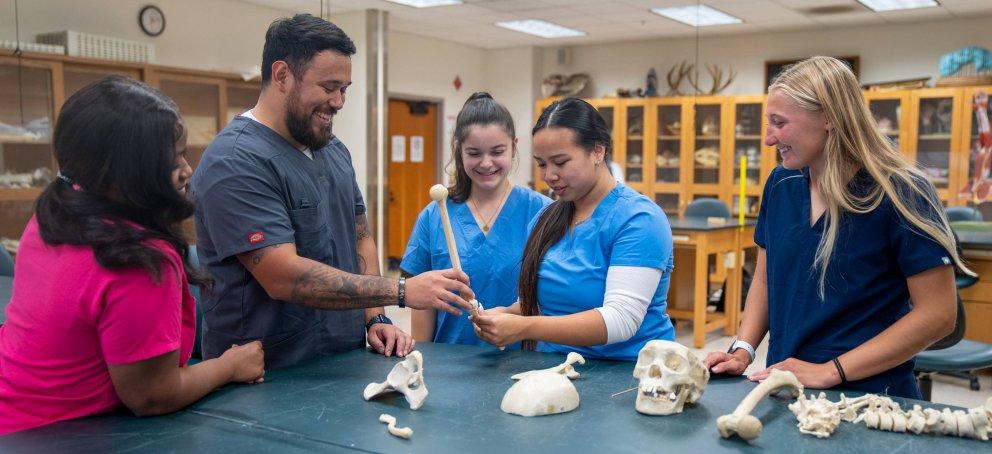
[538,16,992,97]
[484,46,542,188]
[0,0,374,189]
[0,0,284,73]
[328,11,369,191]
[387,30,486,185]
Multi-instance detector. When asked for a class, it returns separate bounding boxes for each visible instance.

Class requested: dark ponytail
[447,91,516,202]
[517,98,612,350]
[35,75,208,287]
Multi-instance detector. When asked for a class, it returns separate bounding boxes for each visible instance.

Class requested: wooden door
[386,98,438,268]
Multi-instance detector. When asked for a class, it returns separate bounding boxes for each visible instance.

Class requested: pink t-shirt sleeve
[98,250,184,366]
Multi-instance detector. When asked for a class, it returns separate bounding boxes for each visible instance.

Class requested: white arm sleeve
[595,266,663,344]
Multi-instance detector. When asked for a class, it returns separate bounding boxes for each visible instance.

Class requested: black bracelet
[365,314,392,332]
[832,357,848,384]
[397,277,406,308]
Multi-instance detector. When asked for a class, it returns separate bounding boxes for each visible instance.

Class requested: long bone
[378,414,413,439]
[716,369,804,441]
[430,184,503,350]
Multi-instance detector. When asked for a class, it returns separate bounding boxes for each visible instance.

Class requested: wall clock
[139,5,166,37]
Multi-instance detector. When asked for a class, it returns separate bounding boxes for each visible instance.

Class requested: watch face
[139,5,165,37]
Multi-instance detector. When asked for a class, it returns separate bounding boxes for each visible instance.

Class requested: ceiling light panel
[495,20,586,38]
[651,5,744,27]
[857,0,940,12]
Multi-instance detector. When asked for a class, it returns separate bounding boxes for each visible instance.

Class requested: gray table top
[951,222,992,250]
[669,218,757,231]
[2,342,983,453]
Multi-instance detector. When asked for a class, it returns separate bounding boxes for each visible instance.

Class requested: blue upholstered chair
[914,231,992,401]
[945,206,983,222]
[684,198,731,220]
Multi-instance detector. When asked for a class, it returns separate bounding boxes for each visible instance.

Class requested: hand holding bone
[472,311,528,348]
[404,268,475,315]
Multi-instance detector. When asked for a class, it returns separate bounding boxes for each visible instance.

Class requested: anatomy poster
[961,91,992,202]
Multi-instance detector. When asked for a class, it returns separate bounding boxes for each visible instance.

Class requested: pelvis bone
[633,340,709,415]
[363,350,428,410]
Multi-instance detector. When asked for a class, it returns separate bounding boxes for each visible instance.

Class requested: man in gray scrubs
[191,14,474,369]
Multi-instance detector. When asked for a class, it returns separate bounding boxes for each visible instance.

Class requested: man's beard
[285,89,334,150]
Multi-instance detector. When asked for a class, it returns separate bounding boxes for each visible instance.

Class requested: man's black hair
[261,14,356,85]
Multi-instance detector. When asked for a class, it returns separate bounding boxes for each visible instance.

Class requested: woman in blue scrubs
[704,57,974,399]
[401,92,550,347]
[472,98,676,361]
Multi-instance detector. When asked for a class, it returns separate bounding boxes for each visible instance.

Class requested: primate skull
[363,350,428,410]
[632,340,709,415]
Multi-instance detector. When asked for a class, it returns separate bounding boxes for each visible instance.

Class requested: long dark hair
[518,98,612,350]
[447,91,516,203]
[35,75,207,287]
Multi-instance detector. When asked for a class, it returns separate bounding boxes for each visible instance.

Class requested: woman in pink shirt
[0,76,265,434]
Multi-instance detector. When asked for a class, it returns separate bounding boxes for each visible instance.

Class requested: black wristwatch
[365,314,392,332]
[397,276,406,308]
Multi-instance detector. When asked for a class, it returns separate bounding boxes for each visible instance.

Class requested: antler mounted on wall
[689,64,737,95]
[666,61,694,96]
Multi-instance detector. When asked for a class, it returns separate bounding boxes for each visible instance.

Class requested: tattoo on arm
[247,243,284,270]
[290,263,396,309]
[356,214,372,240]
[357,254,368,275]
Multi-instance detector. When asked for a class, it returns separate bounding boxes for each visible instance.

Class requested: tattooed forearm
[290,264,397,309]
[356,213,372,240]
[357,254,368,274]
[247,243,284,270]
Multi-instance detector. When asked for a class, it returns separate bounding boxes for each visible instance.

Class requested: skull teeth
[639,384,685,401]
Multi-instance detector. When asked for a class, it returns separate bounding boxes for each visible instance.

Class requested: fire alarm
[453,76,462,91]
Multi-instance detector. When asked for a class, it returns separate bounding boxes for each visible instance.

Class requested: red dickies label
[248,232,265,244]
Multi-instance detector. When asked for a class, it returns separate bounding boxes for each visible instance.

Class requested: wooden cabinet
[0,57,62,240]
[728,96,768,218]
[908,88,965,204]
[619,98,649,191]
[864,90,910,154]
[534,88,983,217]
[653,98,689,216]
[960,250,992,343]
[0,49,259,243]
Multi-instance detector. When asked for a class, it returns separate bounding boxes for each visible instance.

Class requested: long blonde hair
[769,56,975,299]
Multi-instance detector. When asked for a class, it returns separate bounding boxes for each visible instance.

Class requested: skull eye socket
[663,352,686,372]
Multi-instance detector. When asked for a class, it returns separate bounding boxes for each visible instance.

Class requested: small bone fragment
[379,414,413,439]
[717,369,803,441]
[511,353,585,380]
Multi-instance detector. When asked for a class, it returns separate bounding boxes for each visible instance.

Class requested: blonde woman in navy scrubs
[472,98,676,361]
[704,57,974,399]
[401,92,550,347]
